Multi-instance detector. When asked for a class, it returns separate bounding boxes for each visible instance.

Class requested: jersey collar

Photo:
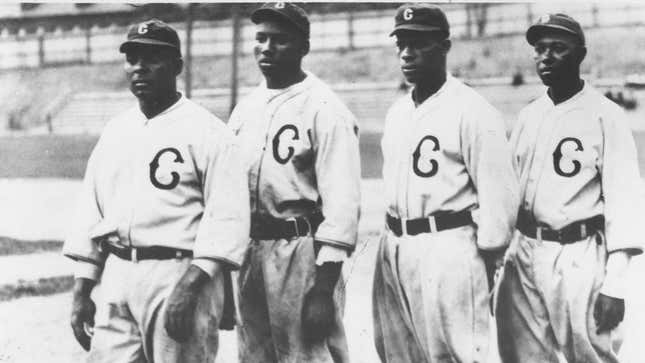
[408,73,455,113]
[259,70,315,103]
[138,93,186,125]
[544,80,588,109]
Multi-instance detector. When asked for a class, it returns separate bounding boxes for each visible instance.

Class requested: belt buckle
[427,216,438,233]
[580,223,587,238]
[131,248,138,263]
[286,217,300,237]
[400,218,408,236]
[536,227,542,241]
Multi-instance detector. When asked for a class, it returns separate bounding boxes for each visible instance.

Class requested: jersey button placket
[527,109,557,214]
[404,106,422,218]
[126,121,147,248]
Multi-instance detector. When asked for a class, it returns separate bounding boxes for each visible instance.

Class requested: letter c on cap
[275,2,285,9]
[138,23,148,34]
[403,8,414,21]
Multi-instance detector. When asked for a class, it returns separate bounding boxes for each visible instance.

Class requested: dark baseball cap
[390,3,450,38]
[526,13,585,46]
[119,19,181,55]
[251,2,310,39]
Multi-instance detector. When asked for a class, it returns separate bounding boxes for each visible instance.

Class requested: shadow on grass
[0,236,63,256]
[0,275,73,302]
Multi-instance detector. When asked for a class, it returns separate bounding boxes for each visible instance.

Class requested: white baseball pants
[372,225,490,363]
[496,232,620,363]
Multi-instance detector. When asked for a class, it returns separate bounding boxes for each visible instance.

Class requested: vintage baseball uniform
[229,71,361,363]
[496,83,644,363]
[372,74,519,363]
[63,95,249,363]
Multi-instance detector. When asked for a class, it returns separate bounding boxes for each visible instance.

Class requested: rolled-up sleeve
[193,131,250,269]
[462,105,520,250]
[311,109,361,250]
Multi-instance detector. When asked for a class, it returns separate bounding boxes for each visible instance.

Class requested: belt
[99,241,192,262]
[251,212,324,240]
[386,210,473,237]
[516,210,604,243]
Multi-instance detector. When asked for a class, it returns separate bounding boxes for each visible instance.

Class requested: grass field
[0,134,96,178]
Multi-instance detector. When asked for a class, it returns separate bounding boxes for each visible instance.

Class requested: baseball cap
[526,13,585,46]
[251,2,310,39]
[390,3,450,38]
[119,19,181,55]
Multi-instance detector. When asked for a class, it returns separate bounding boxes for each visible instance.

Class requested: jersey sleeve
[509,108,529,173]
[227,100,244,135]
[600,106,644,254]
[461,102,520,250]
[311,107,361,250]
[193,129,250,268]
[62,137,107,281]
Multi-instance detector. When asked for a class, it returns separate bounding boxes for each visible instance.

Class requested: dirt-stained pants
[237,236,349,363]
[372,225,490,363]
[496,232,619,363]
[87,255,223,363]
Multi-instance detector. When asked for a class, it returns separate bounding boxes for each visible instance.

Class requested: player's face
[395,31,449,84]
[254,20,308,78]
[533,32,585,86]
[124,46,181,101]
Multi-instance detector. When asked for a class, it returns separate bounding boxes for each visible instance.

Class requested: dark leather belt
[99,241,192,262]
[516,210,604,243]
[386,210,473,237]
[251,212,324,240]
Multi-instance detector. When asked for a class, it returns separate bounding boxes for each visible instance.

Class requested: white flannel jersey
[63,96,250,280]
[511,82,644,297]
[382,75,519,250]
[228,72,361,259]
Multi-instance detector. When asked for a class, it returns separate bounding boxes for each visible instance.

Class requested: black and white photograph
[1,1,645,362]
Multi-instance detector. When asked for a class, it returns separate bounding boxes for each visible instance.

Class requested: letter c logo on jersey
[272,124,300,164]
[552,137,583,177]
[412,135,440,178]
[149,147,184,190]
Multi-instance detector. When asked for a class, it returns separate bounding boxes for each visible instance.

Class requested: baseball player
[372,4,519,362]
[63,19,249,363]
[495,14,643,363]
[228,3,361,362]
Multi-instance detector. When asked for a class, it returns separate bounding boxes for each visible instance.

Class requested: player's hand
[70,278,96,351]
[302,261,342,343]
[302,285,335,343]
[164,265,210,342]
[593,293,625,334]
